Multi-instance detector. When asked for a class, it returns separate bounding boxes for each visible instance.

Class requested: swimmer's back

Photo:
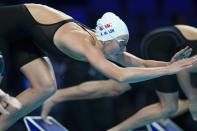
[24,3,73,25]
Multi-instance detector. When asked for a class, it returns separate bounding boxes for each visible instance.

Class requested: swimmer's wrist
[162,66,173,75]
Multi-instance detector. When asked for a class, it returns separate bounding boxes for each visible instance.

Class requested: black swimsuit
[0,4,94,70]
[141,26,197,93]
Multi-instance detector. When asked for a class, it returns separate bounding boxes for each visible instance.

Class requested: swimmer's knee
[35,79,57,96]
[43,81,57,95]
[157,91,179,117]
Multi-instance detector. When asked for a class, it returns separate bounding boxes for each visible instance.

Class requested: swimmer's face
[103,35,129,59]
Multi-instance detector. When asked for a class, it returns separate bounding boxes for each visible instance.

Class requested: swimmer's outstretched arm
[108,99,189,131]
[83,43,196,83]
[57,31,194,83]
[112,46,192,68]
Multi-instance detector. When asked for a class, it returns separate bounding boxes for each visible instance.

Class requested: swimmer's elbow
[114,75,125,83]
[111,69,128,83]
[112,68,140,83]
[115,75,128,83]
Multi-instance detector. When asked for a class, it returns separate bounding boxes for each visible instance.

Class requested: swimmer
[0,3,196,130]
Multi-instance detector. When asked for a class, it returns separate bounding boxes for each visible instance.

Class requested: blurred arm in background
[41,79,131,124]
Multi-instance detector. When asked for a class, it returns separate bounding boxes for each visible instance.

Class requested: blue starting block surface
[23,116,69,131]
[146,119,183,131]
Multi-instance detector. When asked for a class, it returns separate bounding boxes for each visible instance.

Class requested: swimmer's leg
[177,63,197,121]
[108,91,180,131]
[0,58,57,130]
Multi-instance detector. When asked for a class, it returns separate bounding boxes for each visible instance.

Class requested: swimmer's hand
[0,89,22,115]
[167,55,197,74]
[170,46,192,63]
[41,97,56,125]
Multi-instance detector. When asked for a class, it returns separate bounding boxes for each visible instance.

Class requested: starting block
[146,119,183,131]
[23,116,69,131]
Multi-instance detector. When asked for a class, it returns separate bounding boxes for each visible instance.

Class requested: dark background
[0,0,197,131]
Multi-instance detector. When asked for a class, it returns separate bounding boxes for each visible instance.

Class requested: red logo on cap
[104,23,112,28]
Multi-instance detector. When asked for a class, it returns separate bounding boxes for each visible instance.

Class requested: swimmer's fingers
[182,47,192,58]
[0,89,21,109]
[3,95,22,109]
[0,103,9,115]
[41,99,55,125]
[170,46,192,63]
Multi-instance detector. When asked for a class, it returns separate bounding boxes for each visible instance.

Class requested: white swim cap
[95,12,129,41]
